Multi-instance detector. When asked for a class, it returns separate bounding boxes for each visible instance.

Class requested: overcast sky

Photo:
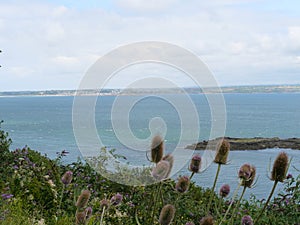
[1,0,300,91]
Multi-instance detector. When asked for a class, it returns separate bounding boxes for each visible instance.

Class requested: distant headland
[1,84,300,97]
[186,137,300,151]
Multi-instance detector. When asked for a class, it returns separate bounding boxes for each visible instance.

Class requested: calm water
[0,93,300,199]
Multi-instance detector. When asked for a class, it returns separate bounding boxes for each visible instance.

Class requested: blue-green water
[0,93,300,199]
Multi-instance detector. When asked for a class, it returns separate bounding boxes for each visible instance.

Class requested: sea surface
[0,93,300,199]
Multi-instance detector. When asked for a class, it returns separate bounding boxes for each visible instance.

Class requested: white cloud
[0,0,300,91]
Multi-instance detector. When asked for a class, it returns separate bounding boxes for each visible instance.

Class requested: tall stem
[207,163,221,214]
[58,185,65,214]
[230,186,247,224]
[254,180,278,224]
[218,181,242,225]
[100,206,106,225]
[151,182,162,224]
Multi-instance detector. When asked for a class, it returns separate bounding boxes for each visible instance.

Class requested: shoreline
[186,137,300,151]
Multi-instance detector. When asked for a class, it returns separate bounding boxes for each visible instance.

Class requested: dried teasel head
[61,170,73,186]
[189,154,201,173]
[175,176,190,193]
[159,204,175,225]
[200,215,215,225]
[241,215,253,225]
[214,139,230,164]
[271,152,289,183]
[151,135,164,163]
[75,211,86,225]
[76,190,91,209]
[242,166,256,188]
[219,184,230,197]
[151,160,170,181]
[238,164,252,180]
[162,154,174,177]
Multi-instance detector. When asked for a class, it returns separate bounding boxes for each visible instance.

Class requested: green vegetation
[0,122,299,224]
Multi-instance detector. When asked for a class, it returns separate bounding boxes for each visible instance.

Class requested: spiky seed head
[61,171,73,185]
[214,139,230,164]
[76,190,91,209]
[175,176,190,193]
[242,166,256,188]
[189,154,201,173]
[110,193,123,206]
[159,204,175,225]
[152,160,170,181]
[241,215,253,225]
[238,164,252,180]
[85,207,93,219]
[75,211,86,225]
[100,199,110,209]
[162,154,174,177]
[271,152,289,182]
[185,222,195,225]
[151,135,164,163]
[219,184,230,197]
[200,215,215,225]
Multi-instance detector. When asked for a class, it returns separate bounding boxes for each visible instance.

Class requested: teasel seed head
[175,176,190,193]
[151,135,164,163]
[110,193,123,206]
[75,211,86,225]
[241,215,253,225]
[76,190,91,209]
[85,207,92,220]
[214,139,230,164]
[151,160,170,181]
[238,164,252,180]
[242,165,256,188]
[219,184,230,197]
[61,170,73,186]
[200,215,215,225]
[100,198,110,209]
[159,204,175,225]
[189,154,201,173]
[271,152,289,183]
[185,222,195,225]
[162,154,174,177]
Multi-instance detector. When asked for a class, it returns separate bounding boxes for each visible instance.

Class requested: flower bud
[241,215,253,225]
[200,215,214,225]
[76,190,91,209]
[271,152,289,182]
[110,193,123,206]
[159,204,175,225]
[214,139,230,164]
[151,135,164,163]
[61,171,73,185]
[219,184,230,197]
[151,160,170,181]
[238,164,251,180]
[162,154,174,177]
[242,166,256,188]
[175,176,190,193]
[189,154,201,173]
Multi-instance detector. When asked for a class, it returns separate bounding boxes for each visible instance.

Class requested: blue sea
[0,93,300,199]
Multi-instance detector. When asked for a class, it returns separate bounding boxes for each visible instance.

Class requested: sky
[0,0,300,91]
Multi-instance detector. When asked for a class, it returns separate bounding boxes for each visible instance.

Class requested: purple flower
[1,193,13,200]
[189,154,201,173]
[61,171,73,185]
[241,215,253,225]
[219,184,230,197]
[287,173,293,179]
[110,193,123,206]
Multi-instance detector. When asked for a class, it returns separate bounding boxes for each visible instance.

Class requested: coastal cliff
[186,137,300,150]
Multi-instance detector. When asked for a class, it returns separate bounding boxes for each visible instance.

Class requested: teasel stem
[100,206,106,225]
[230,186,247,223]
[58,185,65,214]
[254,180,278,224]
[189,171,195,180]
[151,182,162,224]
[135,210,142,225]
[219,181,242,225]
[207,163,221,214]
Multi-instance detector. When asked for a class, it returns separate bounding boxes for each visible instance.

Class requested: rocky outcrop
[186,137,300,150]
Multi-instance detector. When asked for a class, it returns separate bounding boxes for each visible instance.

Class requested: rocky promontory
[186,137,300,150]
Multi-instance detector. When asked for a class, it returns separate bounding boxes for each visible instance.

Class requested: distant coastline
[186,137,300,151]
[1,84,300,97]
